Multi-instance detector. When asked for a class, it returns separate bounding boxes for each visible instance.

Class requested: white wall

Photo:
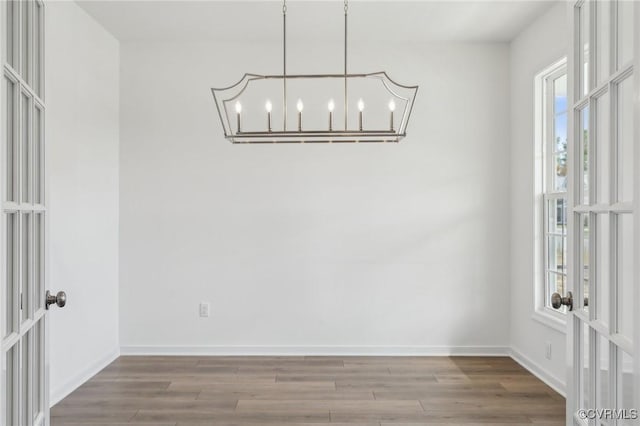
[46,1,120,404]
[119,40,511,354]
[509,2,568,394]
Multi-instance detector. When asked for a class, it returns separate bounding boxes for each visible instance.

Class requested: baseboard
[49,347,120,407]
[510,347,566,397]
[120,345,510,356]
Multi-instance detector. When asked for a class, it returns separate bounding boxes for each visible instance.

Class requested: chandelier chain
[344,0,348,14]
[283,0,287,14]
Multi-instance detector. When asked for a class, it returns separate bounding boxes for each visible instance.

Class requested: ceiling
[76,0,558,43]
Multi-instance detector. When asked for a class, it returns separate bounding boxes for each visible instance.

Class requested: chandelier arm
[283,0,287,131]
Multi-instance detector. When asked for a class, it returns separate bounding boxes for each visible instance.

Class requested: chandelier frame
[211,1,419,144]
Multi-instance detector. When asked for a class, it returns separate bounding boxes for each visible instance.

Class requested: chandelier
[211,0,418,144]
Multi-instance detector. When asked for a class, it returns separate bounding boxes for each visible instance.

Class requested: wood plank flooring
[52,356,565,426]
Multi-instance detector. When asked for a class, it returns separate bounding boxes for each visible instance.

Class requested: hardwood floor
[52,356,565,425]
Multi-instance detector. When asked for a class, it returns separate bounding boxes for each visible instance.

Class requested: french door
[1,1,49,426]
[564,1,639,425]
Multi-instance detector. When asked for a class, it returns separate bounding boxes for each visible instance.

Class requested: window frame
[533,57,569,333]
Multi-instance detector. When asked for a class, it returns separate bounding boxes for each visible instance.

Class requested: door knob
[551,291,573,311]
[46,291,67,309]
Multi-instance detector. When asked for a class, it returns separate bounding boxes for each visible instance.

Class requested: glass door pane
[4,76,16,202]
[31,322,43,423]
[33,1,43,97]
[21,213,32,324]
[596,0,611,85]
[596,336,611,414]
[595,91,610,204]
[20,92,30,204]
[580,107,590,205]
[595,214,609,326]
[615,75,633,203]
[4,212,17,339]
[579,2,591,97]
[581,323,592,410]
[33,105,42,205]
[4,345,17,426]
[581,213,591,311]
[616,214,633,341]
[616,0,633,68]
[617,350,634,424]
[20,0,30,84]
[20,333,31,426]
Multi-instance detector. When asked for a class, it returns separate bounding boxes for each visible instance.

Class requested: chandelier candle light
[328,99,335,131]
[211,0,418,143]
[266,100,273,132]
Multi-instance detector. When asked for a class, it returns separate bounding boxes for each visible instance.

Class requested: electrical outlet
[199,302,210,318]
[545,342,552,360]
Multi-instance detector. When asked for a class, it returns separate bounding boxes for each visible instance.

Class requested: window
[543,65,568,312]
[534,58,568,329]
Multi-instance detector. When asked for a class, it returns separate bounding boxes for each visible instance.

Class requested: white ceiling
[75,0,558,43]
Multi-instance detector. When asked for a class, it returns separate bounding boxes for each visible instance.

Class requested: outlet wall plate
[545,342,552,360]
[199,302,210,318]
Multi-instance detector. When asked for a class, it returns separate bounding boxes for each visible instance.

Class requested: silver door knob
[46,291,67,309]
[551,291,573,311]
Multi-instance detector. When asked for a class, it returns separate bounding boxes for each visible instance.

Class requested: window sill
[532,308,567,334]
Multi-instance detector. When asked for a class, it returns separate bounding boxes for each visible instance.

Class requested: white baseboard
[510,347,566,397]
[49,347,120,407]
[120,345,509,357]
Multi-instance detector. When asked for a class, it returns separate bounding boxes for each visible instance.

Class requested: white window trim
[533,57,568,334]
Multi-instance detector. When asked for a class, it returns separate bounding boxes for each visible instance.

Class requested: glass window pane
[595,214,610,326]
[596,0,612,83]
[581,214,590,311]
[554,111,568,151]
[616,76,633,203]
[617,350,634,424]
[547,271,566,312]
[579,2,590,96]
[595,92,610,204]
[21,92,30,203]
[547,236,565,274]
[4,344,17,426]
[554,74,568,113]
[3,213,17,338]
[5,76,16,202]
[554,108,568,192]
[554,154,568,192]
[547,198,567,235]
[616,0,633,69]
[581,107,590,204]
[596,336,610,412]
[617,214,633,340]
